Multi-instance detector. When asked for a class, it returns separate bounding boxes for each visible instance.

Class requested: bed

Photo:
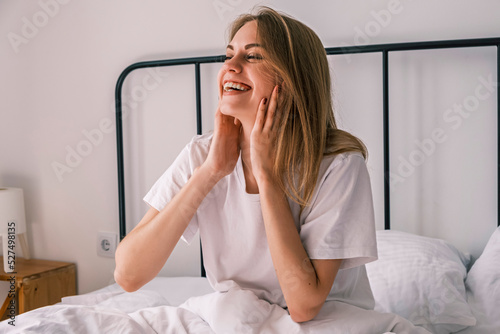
[1,37,499,333]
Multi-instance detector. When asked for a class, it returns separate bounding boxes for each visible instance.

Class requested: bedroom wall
[0,0,499,294]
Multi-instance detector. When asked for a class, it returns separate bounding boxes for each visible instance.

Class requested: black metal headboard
[115,38,500,274]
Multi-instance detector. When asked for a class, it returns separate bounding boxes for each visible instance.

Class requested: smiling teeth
[224,82,249,92]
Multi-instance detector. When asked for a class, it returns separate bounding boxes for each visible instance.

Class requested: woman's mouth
[223,81,251,92]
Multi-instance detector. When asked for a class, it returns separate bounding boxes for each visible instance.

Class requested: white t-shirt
[144,133,378,310]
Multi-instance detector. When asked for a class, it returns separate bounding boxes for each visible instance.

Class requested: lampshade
[0,187,27,273]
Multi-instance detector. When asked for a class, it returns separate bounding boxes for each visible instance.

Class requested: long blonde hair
[229,7,367,209]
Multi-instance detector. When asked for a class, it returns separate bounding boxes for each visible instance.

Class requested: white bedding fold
[180,287,431,334]
[0,282,431,334]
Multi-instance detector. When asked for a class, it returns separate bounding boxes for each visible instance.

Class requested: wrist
[196,163,225,185]
[256,172,280,193]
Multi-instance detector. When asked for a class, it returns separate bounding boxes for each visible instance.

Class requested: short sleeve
[143,134,211,244]
[300,153,377,270]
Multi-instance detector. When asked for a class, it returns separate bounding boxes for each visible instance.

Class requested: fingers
[253,97,267,133]
[263,85,279,133]
[253,85,279,135]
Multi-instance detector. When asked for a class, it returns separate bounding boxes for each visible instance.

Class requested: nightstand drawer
[0,257,76,320]
[19,264,76,312]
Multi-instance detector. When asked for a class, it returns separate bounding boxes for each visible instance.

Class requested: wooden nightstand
[0,257,76,321]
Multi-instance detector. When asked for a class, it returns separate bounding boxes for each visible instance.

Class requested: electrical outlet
[97,232,117,258]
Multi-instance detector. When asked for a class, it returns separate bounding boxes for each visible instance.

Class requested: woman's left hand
[250,85,279,186]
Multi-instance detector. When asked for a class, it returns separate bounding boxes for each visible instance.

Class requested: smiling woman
[114,6,378,324]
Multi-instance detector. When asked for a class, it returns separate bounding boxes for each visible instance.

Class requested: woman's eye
[246,54,263,61]
[224,54,263,62]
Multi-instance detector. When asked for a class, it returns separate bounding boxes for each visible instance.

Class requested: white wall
[0,0,499,294]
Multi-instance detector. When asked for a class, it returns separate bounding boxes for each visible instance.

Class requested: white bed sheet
[86,276,214,307]
[0,276,430,334]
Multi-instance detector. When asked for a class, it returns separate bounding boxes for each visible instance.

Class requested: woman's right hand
[201,106,241,180]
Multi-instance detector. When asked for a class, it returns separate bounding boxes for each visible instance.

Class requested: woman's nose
[224,56,242,73]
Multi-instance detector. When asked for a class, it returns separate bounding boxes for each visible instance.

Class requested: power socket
[97,232,117,258]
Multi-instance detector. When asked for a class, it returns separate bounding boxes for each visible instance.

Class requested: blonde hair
[229,7,367,209]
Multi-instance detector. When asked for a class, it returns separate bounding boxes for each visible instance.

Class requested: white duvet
[0,277,430,334]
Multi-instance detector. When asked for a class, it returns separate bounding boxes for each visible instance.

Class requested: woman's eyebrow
[226,43,263,50]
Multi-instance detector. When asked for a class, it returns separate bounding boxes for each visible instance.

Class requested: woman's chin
[218,104,233,116]
[218,101,258,127]
[220,105,246,118]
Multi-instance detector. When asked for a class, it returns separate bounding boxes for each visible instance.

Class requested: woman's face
[217,20,276,125]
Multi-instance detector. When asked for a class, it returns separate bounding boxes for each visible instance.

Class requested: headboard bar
[115,37,500,246]
[497,43,499,231]
[382,50,390,230]
[324,37,500,55]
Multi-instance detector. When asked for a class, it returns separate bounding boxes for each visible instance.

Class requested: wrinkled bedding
[0,277,429,334]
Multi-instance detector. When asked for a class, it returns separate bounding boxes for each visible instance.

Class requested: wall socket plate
[97,232,117,258]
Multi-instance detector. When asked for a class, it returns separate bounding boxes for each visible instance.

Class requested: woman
[114,7,377,323]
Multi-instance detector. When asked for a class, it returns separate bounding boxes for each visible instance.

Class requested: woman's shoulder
[321,151,366,173]
[174,133,213,168]
[188,132,213,147]
[316,151,368,187]
[185,132,213,154]
[306,152,370,208]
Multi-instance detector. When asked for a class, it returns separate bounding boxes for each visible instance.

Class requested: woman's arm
[259,179,342,322]
[114,108,241,292]
[114,164,219,292]
[251,87,341,322]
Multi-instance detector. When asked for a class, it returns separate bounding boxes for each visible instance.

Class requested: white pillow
[365,230,476,334]
[458,226,500,334]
